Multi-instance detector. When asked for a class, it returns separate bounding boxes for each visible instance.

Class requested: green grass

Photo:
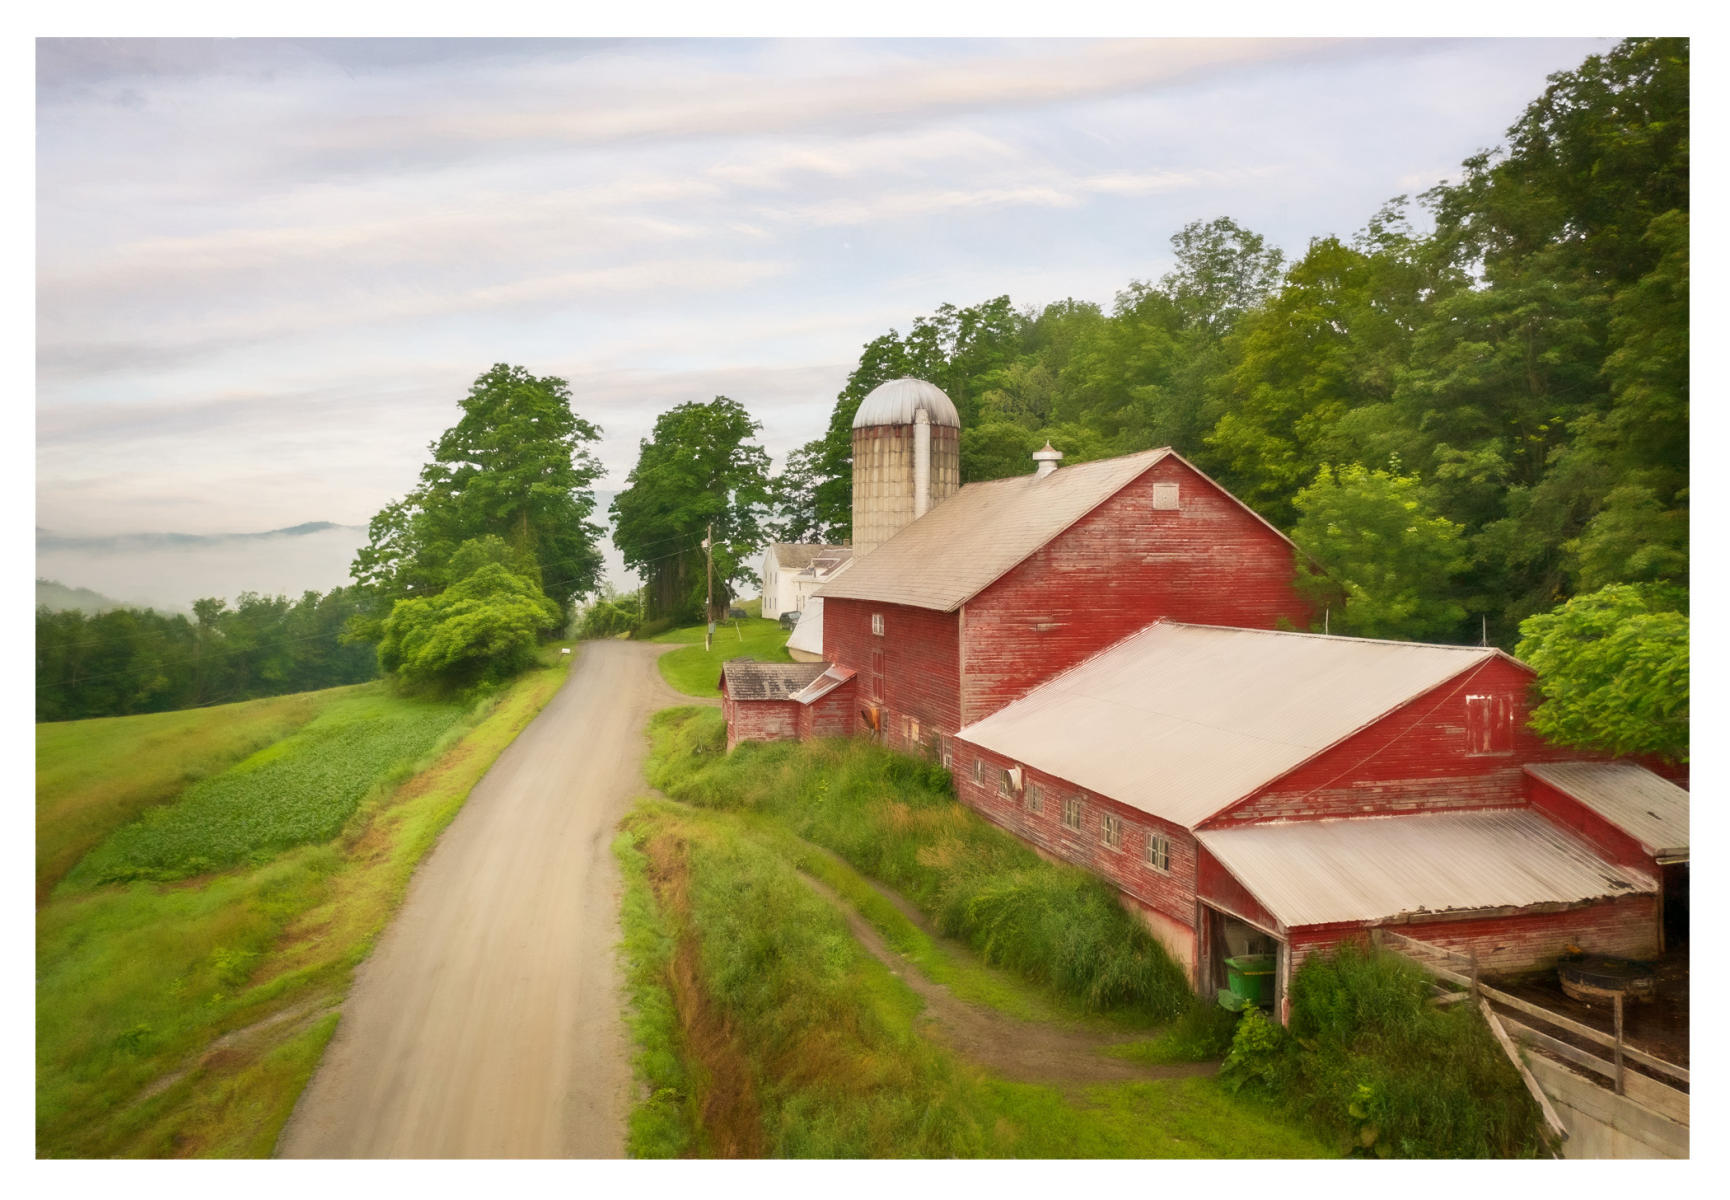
[35,689,339,900]
[618,801,1327,1158]
[650,617,794,697]
[65,692,464,886]
[646,706,1192,1018]
[36,651,575,1157]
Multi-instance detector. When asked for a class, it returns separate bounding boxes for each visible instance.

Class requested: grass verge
[645,706,1191,1019]
[651,618,794,697]
[617,799,1327,1158]
[36,650,574,1157]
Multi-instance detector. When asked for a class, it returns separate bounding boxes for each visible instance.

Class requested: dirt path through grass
[277,641,689,1158]
[797,871,1215,1085]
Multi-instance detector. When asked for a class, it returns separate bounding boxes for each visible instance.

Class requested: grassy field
[616,800,1328,1158]
[36,689,335,902]
[36,647,574,1158]
[646,706,1191,1018]
[649,615,794,698]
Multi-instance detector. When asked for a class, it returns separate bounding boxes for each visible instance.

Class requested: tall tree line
[36,588,378,722]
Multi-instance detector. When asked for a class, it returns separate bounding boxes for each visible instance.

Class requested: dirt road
[278,641,689,1158]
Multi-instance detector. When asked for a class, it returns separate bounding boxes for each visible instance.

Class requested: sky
[35,36,1616,591]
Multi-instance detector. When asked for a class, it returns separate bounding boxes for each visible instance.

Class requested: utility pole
[704,522,714,652]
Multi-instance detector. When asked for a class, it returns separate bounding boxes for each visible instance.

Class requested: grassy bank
[1220,945,1551,1158]
[36,649,573,1157]
[645,706,1191,1018]
[616,800,1327,1158]
[36,689,338,901]
[648,617,794,697]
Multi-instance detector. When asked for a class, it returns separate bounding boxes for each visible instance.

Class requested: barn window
[1102,813,1123,850]
[973,759,985,785]
[907,716,921,743]
[871,613,885,637]
[1062,795,1083,832]
[1146,834,1170,873]
[1026,783,1044,814]
[1151,482,1180,511]
[1465,694,1514,754]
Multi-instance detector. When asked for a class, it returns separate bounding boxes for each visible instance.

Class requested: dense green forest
[35,588,378,722]
[774,38,1687,659]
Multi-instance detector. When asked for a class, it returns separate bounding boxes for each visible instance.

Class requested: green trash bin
[1224,954,1276,1007]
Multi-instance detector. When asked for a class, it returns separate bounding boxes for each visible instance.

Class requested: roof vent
[1032,442,1063,478]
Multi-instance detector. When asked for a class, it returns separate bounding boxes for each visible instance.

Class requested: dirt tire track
[798,871,1215,1085]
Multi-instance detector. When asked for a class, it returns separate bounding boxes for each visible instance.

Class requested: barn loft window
[1062,795,1083,832]
[1150,482,1181,511]
[1026,783,1044,814]
[973,759,985,785]
[871,613,885,636]
[1102,813,1123,850]
[1465,693,1514,754]
[1146,834,1171,873]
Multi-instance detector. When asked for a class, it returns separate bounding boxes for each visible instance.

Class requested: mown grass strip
[652,618,794,697]
[36,648,574,1158]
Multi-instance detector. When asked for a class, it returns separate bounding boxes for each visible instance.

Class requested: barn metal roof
[816,448,1178,611]
[851,377,961,429]
[789,664,856,705]
[1527,762,1690,859]
[1196,809,1657,930]
[785,595,826,657]
[718,659,827,701]
[954,621,1506,829]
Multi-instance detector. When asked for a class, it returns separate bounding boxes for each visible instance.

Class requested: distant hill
[35,521,358,553]
[35,578,157,615]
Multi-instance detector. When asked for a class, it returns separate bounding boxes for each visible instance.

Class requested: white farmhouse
[760,543,853,621]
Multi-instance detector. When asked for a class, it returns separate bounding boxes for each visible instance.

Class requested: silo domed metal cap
[851,378,961,429]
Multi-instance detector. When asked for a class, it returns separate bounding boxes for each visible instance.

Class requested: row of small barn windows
[972,759,1170,872]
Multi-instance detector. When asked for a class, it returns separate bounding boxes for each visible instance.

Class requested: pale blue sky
[37,36,1613,539]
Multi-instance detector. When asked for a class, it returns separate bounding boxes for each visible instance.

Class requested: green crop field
[67,693,464,886]
[36,651,574,1157]
[650,616,795,697]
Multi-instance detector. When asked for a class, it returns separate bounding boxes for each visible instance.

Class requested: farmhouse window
[973,759,985,785]
[871,613,885,637]
[999,768,1016,797]
[1150,482,1180,510]
[1102,813,1123,850]
[1062,795,1083,832]
[1027,783,1044,814]
[1464,694,1514,754]
[1146,834,1170,873]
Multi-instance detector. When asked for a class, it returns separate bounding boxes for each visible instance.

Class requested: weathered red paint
[795,678,858,741]
[720,680,800,752]
[823,598,961,753]
[1206,656,1587,827]
[1525,773,1657,870]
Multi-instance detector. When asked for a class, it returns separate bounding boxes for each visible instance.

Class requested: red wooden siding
[824,597,962,750]
[723,695,800,751]
[960,456,1311,725]
[1525,774,1656,871]
[1195,845,1280,933]
[1208,657,1581,827]
[796,680,859,741]
[952,741,1199,937]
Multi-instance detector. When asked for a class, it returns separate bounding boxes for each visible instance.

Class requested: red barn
[719,660,858,752]
[815,446,1313,758]
[950,620,1673,1021]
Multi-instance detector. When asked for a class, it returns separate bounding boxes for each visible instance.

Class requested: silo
[851,377,961,556]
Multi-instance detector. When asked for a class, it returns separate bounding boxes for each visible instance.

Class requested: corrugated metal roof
[1197,809,1657,930]
[955,621,1504,828]
[719,659,827,701]
[851,378,961,429]
[816,448,1174,611]
[785,595,826,657]
[768,542,851,571]
[1527,762,1689,858]
[790,664,856,705]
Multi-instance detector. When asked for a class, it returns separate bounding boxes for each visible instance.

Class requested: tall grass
[66,694,463,886]
[1220,944,1550,1158]
[646,707,1191,1019]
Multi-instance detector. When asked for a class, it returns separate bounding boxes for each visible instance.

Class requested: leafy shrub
[379,552,560,691]
[1221,1007,1291,1093]
[575,588,644,639]
[646,707,1191,1018]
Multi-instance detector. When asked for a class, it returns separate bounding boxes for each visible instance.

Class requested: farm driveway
[279,640,690,1158]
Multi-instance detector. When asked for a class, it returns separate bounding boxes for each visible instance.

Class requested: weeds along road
[279,640,691,1158]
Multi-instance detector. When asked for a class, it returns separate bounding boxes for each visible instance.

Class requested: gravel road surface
[279,641,688,1158]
